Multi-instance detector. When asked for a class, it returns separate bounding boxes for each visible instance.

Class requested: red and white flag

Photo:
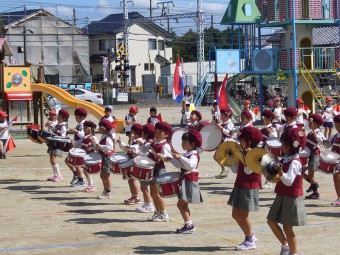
[217,74,228,110]
[333,103,340,114]
[3,135,16,154]
[156,113,163,122]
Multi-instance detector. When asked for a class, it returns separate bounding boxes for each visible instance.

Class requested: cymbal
[261,153,281,183]
[245,148,267,174]
[214,141,244,167]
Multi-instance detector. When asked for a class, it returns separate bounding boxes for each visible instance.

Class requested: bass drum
[171,127,188,154]
[195,121,223,151]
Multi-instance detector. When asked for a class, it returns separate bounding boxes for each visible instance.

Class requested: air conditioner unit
[253,50,274,72]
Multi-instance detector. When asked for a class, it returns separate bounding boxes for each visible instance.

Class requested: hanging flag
[172,55,184,104]
[3,135,16,154]
[156,113,163,122]
[217,74,229,110]
[333,103,340,113]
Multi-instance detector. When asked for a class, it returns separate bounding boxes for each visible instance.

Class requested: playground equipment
[1,65,124,133]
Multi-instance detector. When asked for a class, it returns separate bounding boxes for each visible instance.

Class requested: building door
[300,37,312,69]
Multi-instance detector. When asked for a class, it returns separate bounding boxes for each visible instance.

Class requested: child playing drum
[304,114,327,200]
[125,106,138,145]
[267,127,307,255]
[167,129,203,234]
[228,126,263,251]
[188,110,202,130]
[45,110,58,132]
[94,120,115,199]
[47,109,69,182]
[66,108,87,187]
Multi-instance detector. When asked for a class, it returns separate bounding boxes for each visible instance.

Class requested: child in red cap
[295,98,310,129]
[168,129,203,234]
[228,126,263,251]
[267,127,306,255]
[125,106,138,144]
[47,109,70,182]
[243,100,256,123]
[101,106,116,137]
[45,110,57,132]
[271,97,283,126]
[95,120,115,199]
[325,114,340,206]
[304,114,327,199]
[322,96,335,139]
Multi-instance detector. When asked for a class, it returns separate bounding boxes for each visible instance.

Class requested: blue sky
[0,0,230,34]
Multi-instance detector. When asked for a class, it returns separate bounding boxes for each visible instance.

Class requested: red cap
[191,110,202,121]
[296,98,304,104]
[187,129,202,148]
[262,110,275,120]
[281,127,306,154]
[326,96,333,101]
[239,126,263,148]
[273,97,281,102]
[48,110,56,116]
[58,109,69,120]
[241,110,252,120]
[83,120,97,130]
[129,106,138,113]
[155,121,172,136]
[74,108,88,118]
[333,114,340,123]
[131,123,143,137]
[99,120,112,132]
[0,111,8,117]
[244,100,251,104]
[309,113,324,126]
[283,107,297,117]
[143,124,155,140]
[220,107,233,117]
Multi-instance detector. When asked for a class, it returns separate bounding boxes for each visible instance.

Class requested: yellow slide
[31,83,124,133]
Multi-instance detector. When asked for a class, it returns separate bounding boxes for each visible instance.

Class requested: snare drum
[195,121,223,151]
[84,153,102,174]
[171,127,188,154]
[266,138,282,157]
[132,156,155,180]
[319,151,340,174]
[46,137,73,152]
[119,159,134,180]
[156,172,181,198]
[109,153,130,174]
[27,128,41,144]
[38,130,56,143]
[67,148,86,167]
[299,147,310,166]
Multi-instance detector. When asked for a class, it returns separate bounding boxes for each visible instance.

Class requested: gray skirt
[47,148,64,157]
[227,187,259,211]
[101,155,111,174]
[308,152,320,171]
[178,179,203,204]
[267,194,306,226]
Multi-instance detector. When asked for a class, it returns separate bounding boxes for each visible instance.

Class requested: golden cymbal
[214,141,244,167]
[245,148,267,174]
[261,153,281,183]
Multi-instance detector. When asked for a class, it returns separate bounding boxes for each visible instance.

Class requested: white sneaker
[235,235,257,251]
[261,181,273,189]
[280,244,290,255]
[136,204,155,213]
[97,191,111,199]
[151,212,169,222]
[147,212,159,221]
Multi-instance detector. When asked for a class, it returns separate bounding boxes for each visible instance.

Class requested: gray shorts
[307,152,320,171]
[101,155,111,174]
[267,194,306,226]
[227,187,259,212]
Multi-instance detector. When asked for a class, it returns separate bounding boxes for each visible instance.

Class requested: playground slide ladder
[333,61,340,81]
[193,72,214,108]
[299,62,324,108]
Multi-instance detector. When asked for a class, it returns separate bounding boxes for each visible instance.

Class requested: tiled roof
[1,9,46,26]
[313,26,339,46]
[86,11,173,38]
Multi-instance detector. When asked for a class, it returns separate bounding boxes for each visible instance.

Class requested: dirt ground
[0,105,339,255]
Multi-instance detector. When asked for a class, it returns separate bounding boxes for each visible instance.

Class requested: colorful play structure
[1,65,124,133]
[194,0,340,116]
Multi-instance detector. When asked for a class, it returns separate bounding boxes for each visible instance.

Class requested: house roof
[313,26,339,46]
[0,8,84,33]
[87,11,173,38]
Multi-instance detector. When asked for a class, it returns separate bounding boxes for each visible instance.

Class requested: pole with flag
[1,116,18,156]
[217,74,229,110]
[172,55,184,104]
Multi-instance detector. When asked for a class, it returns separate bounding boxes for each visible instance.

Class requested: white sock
[185,220,192,225]
[53,164,61,178]
[87,176,93,186]
[51,164,57,176]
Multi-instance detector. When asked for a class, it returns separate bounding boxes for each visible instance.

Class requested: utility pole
[157,1,175,33]
[196,0,204,87]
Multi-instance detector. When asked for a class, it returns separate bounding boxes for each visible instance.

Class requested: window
[144,63,149,71]
[148,39,157,50]
[144,63,155,71]
[243,3,252,17]
[130,66,136,86]
[227,4,232,17]
[99,39,110,51]
[158,40,164,51]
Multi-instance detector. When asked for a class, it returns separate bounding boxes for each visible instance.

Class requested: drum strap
[306,139,318,149]
[181,171,198,182]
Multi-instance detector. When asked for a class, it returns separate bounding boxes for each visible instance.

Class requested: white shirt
[296,108,309,124]
[221,119,235,139]
[125,114,136,132]
[143,139,173,159]
[276,121,297,134]
[0,120,9,139]
[280,154,302,186]
[98,134,114,153]
[263,124,278,138]
[148,117,160,126]
[272,106,282,123]
[170,150,199,174]
[45,119,58,132]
